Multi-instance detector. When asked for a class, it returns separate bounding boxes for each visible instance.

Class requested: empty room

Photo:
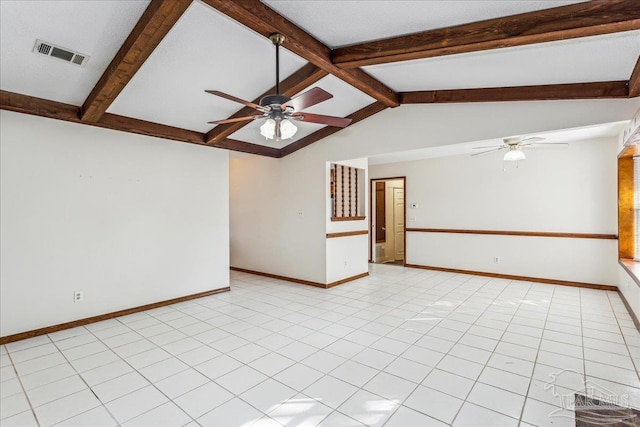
[1,0,640,426]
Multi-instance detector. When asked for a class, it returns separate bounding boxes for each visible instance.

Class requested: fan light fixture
[503,149,526,161]
[260,118,297,140]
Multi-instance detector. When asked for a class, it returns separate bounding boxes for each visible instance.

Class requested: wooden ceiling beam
[280,102,387,157]
[2,90,205,144]
[215,139,281,158]
[98,113,205,144]
[206,63,328,144]
[629,56,640,98]
[81,0,192,122]
[1,89,81,123]
[332,0,640,68]
[2,90,284,157]
[400,82,630,104]
[200,0,399,108]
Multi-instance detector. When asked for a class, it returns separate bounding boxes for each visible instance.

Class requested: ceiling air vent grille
[72,55,86,66]
[32,39,89,67]
[37,43,51,55]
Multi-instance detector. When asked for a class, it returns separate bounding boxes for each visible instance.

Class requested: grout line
[445,276,534,425]
[605,291,640,382]
[48,325,137,426]
[3,347,41,426]
[580,287,587,404]
[514,284,557,424]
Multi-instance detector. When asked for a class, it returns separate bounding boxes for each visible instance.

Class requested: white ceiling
[263,0,585,48]
[0,0,149,106]
[365,31,640,91]
[368,121,627,165]
[0,0,637,155]
[107,1,375,146]
[108,0,307,134]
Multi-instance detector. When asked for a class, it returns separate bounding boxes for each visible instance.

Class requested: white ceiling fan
[471,136,568,161]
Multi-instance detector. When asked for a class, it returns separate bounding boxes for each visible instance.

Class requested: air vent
[32,39,89,67]
[72,55,85,65]
[37,43,51,55]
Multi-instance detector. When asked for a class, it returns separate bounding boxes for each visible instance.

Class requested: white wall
[325,158,369,284]
[306,99,640,161]
[0,111,229,336]
[370,136,619,285]
[230,155,327,283]
[229,99,638,287]
[326,235,368,284]
[229,155,370,285]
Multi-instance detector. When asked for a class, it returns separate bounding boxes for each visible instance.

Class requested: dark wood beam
[400,81,630,104]
[206,63,327,144]
[1,90,286,158]
[200,0,399,108]
[3,90,205,145]
[81,0,192,122]
[1,89,80,122]
[280,102,387,157]
[2,77,632,160]
[333,0,640,68]
[215,139,281,158]
[99,114,205,144]
[630,56,640,98]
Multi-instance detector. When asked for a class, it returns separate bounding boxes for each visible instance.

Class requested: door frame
[369,176,407,265]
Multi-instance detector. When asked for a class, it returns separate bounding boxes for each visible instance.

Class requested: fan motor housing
[260,94,290,108]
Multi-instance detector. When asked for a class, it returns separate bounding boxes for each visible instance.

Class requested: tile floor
[1,264,639,426]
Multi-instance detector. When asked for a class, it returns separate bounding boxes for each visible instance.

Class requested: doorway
[370,177,406,265]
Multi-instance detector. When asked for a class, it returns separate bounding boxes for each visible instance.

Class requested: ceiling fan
[472,136,568,161]
[205,33,351,141]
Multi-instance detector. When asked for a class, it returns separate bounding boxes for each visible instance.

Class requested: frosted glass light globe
[260,119,276,139]
[279,119,297,140]
[504,149,526,161]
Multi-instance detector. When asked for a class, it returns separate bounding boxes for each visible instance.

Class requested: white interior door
[383,184,395,262]
[374,179,405,264]
[393,188,405,261]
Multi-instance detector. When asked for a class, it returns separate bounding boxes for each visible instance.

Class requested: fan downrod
[261,34,291,108]
[269,33,285,96]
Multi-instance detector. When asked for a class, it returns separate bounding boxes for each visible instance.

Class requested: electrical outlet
[74,291,83,302]
[493,257,500,264]
[408,216,416,222]
[297,210,304,217]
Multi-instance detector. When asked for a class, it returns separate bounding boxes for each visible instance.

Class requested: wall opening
[370,177,406,266]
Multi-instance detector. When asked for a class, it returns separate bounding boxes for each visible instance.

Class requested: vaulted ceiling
[1,0,639,158]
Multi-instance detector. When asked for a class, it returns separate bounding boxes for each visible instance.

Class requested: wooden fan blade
[471,147,505,157]
[293,112,351,127]
[205,90,263,110]
[282,87,333,111]
[208,115,262,125]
